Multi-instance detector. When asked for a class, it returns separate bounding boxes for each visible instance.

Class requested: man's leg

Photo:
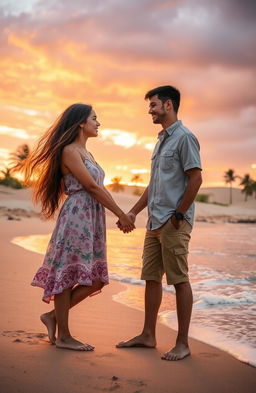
[161,218,192,360]
[116,280,162,348]
[162,281,193,360]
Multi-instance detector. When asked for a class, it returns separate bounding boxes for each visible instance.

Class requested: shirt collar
[158,120,182,140]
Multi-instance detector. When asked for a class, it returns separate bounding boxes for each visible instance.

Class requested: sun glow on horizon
[0,0,255,189]
[99,129,156,153]
[100,129,137,148]
[131,168,149,174]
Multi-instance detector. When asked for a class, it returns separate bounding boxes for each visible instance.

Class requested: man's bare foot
[116,334,156,348]
[161,343,190,361]
[56,336,94,351]
[40,312,56,344]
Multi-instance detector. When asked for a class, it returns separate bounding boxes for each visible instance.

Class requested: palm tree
[10,144,30,174]
[0,166,23,189]
[252,180,256,199]
[240,174,253,201]
[131,173,143,196]
[224,169,237,204]
[0,167,12,180]
[131,174,143,184]
[109,176,124,193]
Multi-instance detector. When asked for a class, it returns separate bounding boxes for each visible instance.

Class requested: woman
[25,103,134,351]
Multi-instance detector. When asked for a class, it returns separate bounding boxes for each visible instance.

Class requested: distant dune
[108,184,256,207]
[0,184,255,224]
[199,187,256,207]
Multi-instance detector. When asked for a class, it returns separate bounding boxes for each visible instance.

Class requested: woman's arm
[62,146,134,231]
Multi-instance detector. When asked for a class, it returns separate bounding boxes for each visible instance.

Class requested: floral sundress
[31,159,108,303]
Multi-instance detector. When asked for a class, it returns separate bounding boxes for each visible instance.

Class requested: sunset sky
[1,0,255,187]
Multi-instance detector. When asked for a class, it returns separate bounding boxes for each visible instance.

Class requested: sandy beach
[0,185,256,392]
[1,184,256,223]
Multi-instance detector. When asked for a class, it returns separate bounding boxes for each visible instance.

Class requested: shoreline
[11,220,256,368]
[1,218,256,392]
[10,226,256,368]
[109,279,256,368]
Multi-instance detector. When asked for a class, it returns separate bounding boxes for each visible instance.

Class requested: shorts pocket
[174,247,188,256]
[168,217,186,231]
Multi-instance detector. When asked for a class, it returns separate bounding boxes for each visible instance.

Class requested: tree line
[0,144,144,194]
[0,145,255,205]
[108,174,143,196]
[0,144,30,189]
[224,169,256,204]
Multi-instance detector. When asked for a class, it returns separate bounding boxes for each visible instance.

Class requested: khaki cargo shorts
[141,218,192,285]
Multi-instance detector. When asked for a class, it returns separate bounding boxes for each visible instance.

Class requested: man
[116,85,202,361]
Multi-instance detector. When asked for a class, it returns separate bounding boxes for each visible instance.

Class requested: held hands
[116,212,136,233]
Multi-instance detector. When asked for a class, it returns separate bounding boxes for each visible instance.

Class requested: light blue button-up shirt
[147,120,202,230]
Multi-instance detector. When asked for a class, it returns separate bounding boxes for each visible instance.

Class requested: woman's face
[81,109,100,138]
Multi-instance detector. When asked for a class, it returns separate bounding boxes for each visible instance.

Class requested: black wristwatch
[173,211,184,221]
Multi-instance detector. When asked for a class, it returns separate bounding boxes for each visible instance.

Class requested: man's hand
[171,215,183,230]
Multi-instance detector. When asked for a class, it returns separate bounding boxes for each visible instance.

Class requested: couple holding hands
[26,85,202,361]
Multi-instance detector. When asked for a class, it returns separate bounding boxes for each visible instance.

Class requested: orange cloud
[0,0,255,187]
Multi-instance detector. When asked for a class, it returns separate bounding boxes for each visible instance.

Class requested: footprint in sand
[100,376,147,392]
[1,330,48,345]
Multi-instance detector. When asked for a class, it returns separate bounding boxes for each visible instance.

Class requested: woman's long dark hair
[24,103,92,218]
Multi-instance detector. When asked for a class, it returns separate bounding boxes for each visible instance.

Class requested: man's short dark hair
[144,85,180,113]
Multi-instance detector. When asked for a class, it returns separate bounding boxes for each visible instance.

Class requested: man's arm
[177,168,202,213]
[172,168,202,229]
[117,186,148,230]
[129,186,148,218]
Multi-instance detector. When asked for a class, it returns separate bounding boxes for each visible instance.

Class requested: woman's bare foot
[40,312,56,344]
[56,336,94,351]
[161,343,191,361]
[116,334,156,348]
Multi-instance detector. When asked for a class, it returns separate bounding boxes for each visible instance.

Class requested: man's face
[148,95,168,124]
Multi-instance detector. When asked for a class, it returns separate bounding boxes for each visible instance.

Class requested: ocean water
[12,222,256,367]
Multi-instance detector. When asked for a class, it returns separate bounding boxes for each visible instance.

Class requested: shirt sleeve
[179,133,202,172]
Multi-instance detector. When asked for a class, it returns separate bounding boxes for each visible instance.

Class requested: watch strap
[174,211,184,220]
